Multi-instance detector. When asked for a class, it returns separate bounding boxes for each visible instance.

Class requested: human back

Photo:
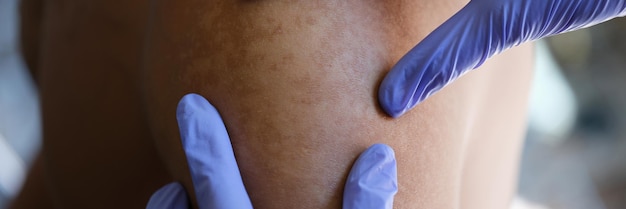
[14,0,533,208]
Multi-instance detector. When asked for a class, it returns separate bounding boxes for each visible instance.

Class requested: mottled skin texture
[13,0,533,208]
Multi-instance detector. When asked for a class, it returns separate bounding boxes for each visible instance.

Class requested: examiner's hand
[379,0,626,118]
[146,94,398,209]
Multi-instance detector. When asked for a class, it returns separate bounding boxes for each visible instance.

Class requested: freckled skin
[14,0,533,209]
[144,1,533,209]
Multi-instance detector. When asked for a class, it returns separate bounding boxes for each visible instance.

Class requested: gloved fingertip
[146,182,190,209]
[378,79,412,118]
[364,143,396,160]
[177,93,209,121]
[176,93,220,147]
[357,144,398,185]
[175,93,253,209]
[344,144,398,209]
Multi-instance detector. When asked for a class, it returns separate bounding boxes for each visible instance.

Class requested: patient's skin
[13,0,532,209]
[144,0,533,208]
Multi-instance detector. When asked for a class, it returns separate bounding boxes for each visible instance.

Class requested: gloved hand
[146,93,398,209]
[379,0,626,118]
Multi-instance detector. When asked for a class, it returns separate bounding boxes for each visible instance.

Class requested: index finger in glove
[378,0,626,118]
[177,93,253,209]
[343,144,398,209]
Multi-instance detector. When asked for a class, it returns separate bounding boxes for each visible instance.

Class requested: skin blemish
[271,24,284,36]
[306,16,317,26]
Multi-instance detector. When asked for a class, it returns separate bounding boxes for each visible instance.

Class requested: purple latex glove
[147,93,253,209]
[343,144,398,209]
[379,0,626,118]
[147,94,398,209]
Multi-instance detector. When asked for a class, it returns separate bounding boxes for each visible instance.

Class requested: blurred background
[516,20,626,209]
[0,0,41,207]
[0,0,625,208]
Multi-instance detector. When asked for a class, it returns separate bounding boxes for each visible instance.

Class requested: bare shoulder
[144,1,533,209]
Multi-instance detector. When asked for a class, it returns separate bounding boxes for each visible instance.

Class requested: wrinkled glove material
[379,0,626,117]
